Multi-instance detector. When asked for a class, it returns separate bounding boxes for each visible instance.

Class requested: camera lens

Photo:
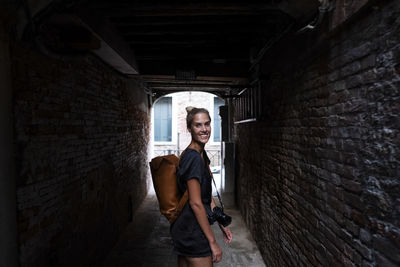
[212,207,232,227]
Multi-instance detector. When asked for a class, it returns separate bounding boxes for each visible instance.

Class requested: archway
[149,91,226,196]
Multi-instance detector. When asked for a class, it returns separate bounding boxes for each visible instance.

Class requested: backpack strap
[171,190,188,223]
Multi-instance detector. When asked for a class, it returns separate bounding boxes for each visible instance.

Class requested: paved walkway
[103,194,266,267]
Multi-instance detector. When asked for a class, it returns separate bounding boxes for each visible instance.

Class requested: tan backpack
[149,154,188,224]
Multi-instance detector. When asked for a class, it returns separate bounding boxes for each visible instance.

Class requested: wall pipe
[296,0,332,34]
[249,0,333,72]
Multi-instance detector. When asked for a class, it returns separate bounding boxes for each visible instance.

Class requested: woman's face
[189,112,211,145]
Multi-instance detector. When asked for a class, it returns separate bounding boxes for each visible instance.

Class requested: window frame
[152,96,177,145]
[209,95,225,144]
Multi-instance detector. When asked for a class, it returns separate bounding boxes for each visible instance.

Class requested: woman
[171,107,233,267]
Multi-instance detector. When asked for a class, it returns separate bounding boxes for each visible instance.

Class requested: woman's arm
[187,179,222,263]
[210,197,233,243]
[211,195,216,210]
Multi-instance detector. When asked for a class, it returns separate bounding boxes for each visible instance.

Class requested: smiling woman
[170,106,232,267]
[186,106,211,145]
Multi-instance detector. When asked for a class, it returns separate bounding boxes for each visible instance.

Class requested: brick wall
[235,1,400,266]
[12,44,150,267]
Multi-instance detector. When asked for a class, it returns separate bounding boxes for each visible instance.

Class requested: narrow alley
[1,0,399,267]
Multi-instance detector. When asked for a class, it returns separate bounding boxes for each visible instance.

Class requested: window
[154,97,172,142]
[213,97,225,142]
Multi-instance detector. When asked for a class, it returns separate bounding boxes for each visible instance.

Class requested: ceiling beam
[119,26,278,36]
[127,39,249,46]
[150,85,231,91]
[134,56,249,62]
[88,1,319,20]
[145,80,247,86]
[136,60,250,76]
[90,3,288,17]
[131,74,248,83]
[130,75,248,94]
[110,13,288,27]
[133,52,249,61]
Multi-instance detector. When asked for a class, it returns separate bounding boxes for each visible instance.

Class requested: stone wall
[12,44,150,267]
[235,1,400,266]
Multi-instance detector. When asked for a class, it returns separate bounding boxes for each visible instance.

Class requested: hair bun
[186,106,196,113]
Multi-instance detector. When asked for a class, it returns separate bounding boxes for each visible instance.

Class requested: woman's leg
[185,256,213,267]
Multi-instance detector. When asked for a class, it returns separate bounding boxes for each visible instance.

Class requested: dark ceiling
[99,1,293,77]
[34,0,320,96]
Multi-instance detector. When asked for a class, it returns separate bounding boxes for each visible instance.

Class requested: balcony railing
[154,149,221,167]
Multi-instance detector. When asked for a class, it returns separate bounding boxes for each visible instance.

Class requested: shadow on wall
[12,44,150,267]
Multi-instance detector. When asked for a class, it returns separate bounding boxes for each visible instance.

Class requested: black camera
[207,206,232,227]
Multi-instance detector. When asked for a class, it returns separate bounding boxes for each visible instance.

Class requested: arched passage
[149,91,227,193]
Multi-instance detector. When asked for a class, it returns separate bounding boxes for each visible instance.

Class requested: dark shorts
[170,204,211,257]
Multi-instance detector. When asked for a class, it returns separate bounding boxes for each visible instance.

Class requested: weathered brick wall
[12,45,150,267]
[235,1,400,266]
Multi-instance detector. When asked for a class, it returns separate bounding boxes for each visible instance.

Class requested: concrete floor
[103,194,266,267]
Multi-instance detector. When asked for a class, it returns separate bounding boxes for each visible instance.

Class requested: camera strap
[208,166,225,211]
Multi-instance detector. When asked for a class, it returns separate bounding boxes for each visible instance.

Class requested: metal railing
[154,149,221,167]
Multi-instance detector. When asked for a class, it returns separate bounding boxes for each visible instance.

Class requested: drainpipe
[249,0,333,71]
[296,0,332,34]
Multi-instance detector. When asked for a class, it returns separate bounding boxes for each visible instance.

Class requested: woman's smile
[190,113,211,145]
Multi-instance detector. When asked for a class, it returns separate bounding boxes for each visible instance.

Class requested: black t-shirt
[176,148,212,205]
[170,148,213,257]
